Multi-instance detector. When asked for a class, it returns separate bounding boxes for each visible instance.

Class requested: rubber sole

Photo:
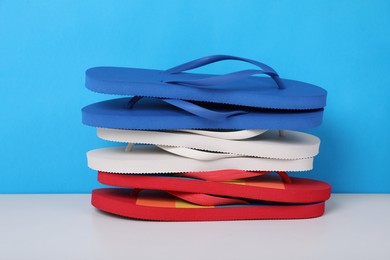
[82,98,324,130]
[97,172,331,203]
[85,66,327,110]
[92,188,326,221]
[97,128,320,160]
[87,146,314,173]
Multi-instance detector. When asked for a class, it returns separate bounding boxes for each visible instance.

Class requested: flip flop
[85,55,327,110]
[96,128,320,160]
[92,188,326,221]
[82,98,324,130]
[97,170,331,203]
[87,145,314,174]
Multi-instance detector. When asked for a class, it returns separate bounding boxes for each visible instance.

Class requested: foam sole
[97,128,320,159]
[92,188,326,221]
[82,98,324,130]
[85,58,327,110]
[98,171,331,203]
[87,146,314,173]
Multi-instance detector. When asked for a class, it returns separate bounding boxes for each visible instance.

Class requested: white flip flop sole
[87,146,314,174]
[96,128,320,159]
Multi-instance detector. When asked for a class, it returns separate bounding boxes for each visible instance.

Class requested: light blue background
[0,0,389,193]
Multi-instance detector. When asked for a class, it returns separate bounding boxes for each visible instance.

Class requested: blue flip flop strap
[164,55,285,89]
[127,96,247,121]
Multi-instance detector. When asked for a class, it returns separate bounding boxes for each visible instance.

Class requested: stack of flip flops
[82,55,331,221]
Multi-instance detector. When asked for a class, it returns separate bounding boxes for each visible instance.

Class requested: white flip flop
[96,128,320,159]
[87,146,314,174]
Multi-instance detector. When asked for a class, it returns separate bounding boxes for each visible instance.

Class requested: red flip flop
[92,188,326,221]
[97,170,331,203]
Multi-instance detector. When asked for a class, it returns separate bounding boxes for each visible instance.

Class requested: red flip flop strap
[277,171,292,184]
[178,169,266,181]
[179,169,292,183]
[167,191,250,206]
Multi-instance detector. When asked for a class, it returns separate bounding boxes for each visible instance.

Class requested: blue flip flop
[82,97,324,130]
[85,55,327,110]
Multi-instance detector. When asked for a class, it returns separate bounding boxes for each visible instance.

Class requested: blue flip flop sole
[86,67,327,110]
[81,98,324,130]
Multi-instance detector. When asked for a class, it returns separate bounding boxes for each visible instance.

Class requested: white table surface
[0,194,389,260]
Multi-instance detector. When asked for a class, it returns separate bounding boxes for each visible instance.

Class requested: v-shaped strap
[167,191,249,206]
[177,169,292,183]
[163,55,285,89]
[127,96,247,121]
[130,171,291,206]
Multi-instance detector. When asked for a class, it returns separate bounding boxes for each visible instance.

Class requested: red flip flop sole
[92,188,326,221]
[98,172,331,203]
